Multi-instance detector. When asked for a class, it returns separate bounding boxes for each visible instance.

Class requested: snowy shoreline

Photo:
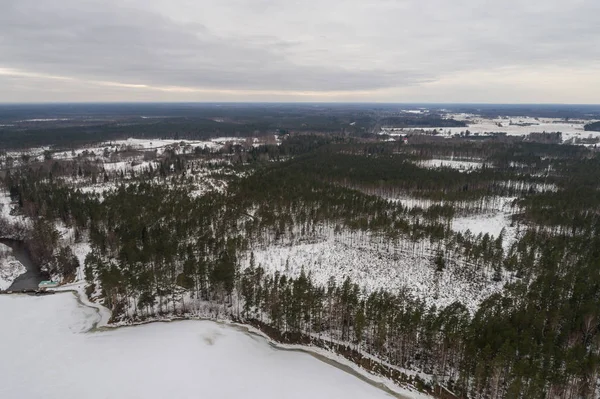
[1,293,403,399]
[52,286,431,399]
[0,242,27,290]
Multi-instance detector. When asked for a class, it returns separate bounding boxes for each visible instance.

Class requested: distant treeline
[0,104,482,149]
[380,116,467,128]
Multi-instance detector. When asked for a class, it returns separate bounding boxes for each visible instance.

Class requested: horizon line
[1,101,600,106]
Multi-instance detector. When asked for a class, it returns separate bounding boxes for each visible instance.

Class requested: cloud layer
[0,0,599,102]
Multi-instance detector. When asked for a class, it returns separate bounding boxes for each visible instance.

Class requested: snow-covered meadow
[0,294,427,399]
[437,114,589,140]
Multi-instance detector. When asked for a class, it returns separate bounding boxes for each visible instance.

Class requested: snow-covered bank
[0,243,26,290]
[52,282,111,328]
[0,293,428,399]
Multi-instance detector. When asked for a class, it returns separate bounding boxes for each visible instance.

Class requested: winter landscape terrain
[2,103,600,398]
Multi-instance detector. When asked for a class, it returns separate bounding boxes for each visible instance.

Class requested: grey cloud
[0,0,598,99]
[0,0,425,91]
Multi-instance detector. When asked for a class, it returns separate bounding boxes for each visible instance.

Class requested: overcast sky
[0,0,599,103]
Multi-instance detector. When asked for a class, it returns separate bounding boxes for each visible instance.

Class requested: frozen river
[0,294,417,399]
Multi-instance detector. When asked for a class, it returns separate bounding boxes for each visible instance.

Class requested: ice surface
[0,294,419,399]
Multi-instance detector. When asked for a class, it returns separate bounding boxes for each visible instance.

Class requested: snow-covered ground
[428,114,592,142]
[3,146,51,165]
[0,243,26,290]
[379,115,595,143]
[452,212,518,249]
[418,158,487,171]
[387,195,517,214]
[449,196,519,250]
[103,137,223,153]
[2,136,264,169]
[244,230,506,312]
[0,293,427,399]
[384,194,519,250]
[0,191,29,228]
[102,136,277,154]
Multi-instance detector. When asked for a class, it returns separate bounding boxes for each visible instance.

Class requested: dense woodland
[3,133,600,399]
[585,122,600,132]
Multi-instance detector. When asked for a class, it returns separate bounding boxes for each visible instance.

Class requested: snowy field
[0,294,426,399]
[380,114,596,143]
[430,114,592,142]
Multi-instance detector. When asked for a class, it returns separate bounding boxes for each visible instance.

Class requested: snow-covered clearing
[385,195,519,249]
[0,294,428,399]
[452,212,518,248]
[386,195,519,249]
[3,146,51,165]
[0,191,28,227]
[76,182,121,199]
[498,180,558,193]
[103,137,260,154]
[418,158,487,171]
[104,138,220,153]
[449,196,520,250]
[100,159,160,173]
[388,196,442,210]
[0,243,25,290]
[244,230,506,312]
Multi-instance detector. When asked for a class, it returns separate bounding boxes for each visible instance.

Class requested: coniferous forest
[3,128,600,399]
